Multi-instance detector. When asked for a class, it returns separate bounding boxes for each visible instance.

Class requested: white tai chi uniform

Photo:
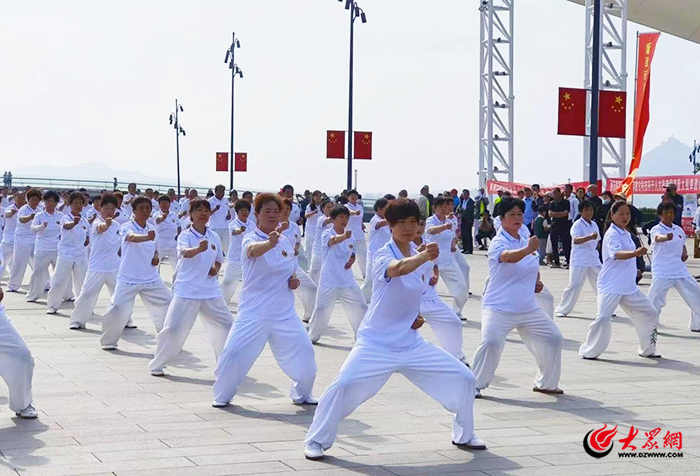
[346,202,367,278]
[208,196,232,255]
[418,256,466,361]
[304,205,321,266]
[555,218,601,316]
[0,303,35,413]
[305,239,478,449]
[307,228,368,343]
[472,228,564,391]
[26,210,61,301]
[149,226,233,372]
[8,204,38,291]
[282,222,317,322]
[113,207,130,225]
[221,217,256,304]
[70,217,121,327]
[360,214,391,302]
[309,216,332,285]
[647,222,700,331]
[150,210,180,280]
[46,213,89,312]
[100,220,172,348]
[579,224,659,358]
[122,192,137,218]
[424,214,468,316]
[212,229,317,405]
[1,205,19,281]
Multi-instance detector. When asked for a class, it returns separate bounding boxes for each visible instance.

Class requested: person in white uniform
[309,200,333,285]
[555,201,601,317]
[122,183,138,218]
[208,185,232,255]
[112,192,130,225]
[424,197,468,319]
[344,190,367,278]
[450,213,472,294]
[150,195,181,281]
[149,198,234,376]
[303,198,485,461]
[304,191,323,261]
[69,194,122,329]
[647,202,700,332]
[100,197,172,350]
[413,218,469,364]
[221,200,256,304]
[212,193,318,408]
[26,191,61,302]
[307,205,368,343]
[280,199,317,323]
[579,200,660,359]
[9,189,43,292]
[0,287,39,419]
[471,197,564,397]
[46,193,90,314]
[360,197,392,303]
[1,193,25,283]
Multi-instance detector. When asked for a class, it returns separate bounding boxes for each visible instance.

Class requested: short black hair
[101,194,118,208]
[657,201,677,216]
[242,191,253,199]
[158,195,171,204]
[68,191,85,205]
[26,188,42,200]
[330,205,350,219]
[131,196,152,211]
[373,197,389,212]
[320,198,333,212]
[433,196,451,208]
[282,184,294,193]
[499,197,525,215]
[336,196,349,205]
[537,205,548,213]
[578,200,595,213]
[42,190,60,203]
[383,194,396,201]
[347,189,358,197]
[189,198,211,214]
[234,200,251,212]
[385,198,421,225]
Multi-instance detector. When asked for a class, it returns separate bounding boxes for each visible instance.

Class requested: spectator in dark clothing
[548,187,572,268]
[476,210,495,250]
[531,183,545,213]
[594,191,613,231]
[587,183,603,211]
[299,190,311,236]
[459,190,475,254]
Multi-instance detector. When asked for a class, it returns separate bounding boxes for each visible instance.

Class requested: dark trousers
[476,230,495,247]
[461,220,474,253]
[550,221,572,265]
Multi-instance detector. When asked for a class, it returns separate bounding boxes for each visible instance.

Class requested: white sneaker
[46,308,58,315]
[150,368,165,377]
[555,312,566,317]
[68,322,83,330]
[453,435,487,450]
[294,396,319,405]
[101,344,117,351]
[304,441,325,460]
[212,400,229,408]
[475,388,482,399]
[16,404,39,419]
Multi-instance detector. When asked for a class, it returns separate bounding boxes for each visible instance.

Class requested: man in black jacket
[460,190,475,254]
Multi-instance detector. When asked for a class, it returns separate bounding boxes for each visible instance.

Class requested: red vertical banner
[598,90,626,138]
[354,131,372,160]
[234,152,247,172]
[557,88,587,136]
[326,130,345,159]
[216,152,228,172]
[617,32,660,197]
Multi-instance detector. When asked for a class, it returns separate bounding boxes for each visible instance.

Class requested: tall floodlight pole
[169,100,186,198]
[337,0,367,191]
[225,33,243,191]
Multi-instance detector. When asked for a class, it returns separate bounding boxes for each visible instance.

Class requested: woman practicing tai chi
[304,198,484,461]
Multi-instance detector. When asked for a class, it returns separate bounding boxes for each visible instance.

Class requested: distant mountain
[636,137,694,177]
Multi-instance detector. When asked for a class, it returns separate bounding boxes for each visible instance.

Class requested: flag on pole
[557,88,587,136]
[354,131,372,160]
[234,153,247,172]
[598,90,626,138]
[216,152,228,172]
[616,32,660,197]
[326,130,345,159]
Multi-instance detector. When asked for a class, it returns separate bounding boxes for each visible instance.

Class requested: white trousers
[8,243,34,290]
[307,285,368,343]
[70,270,117,326]
[439,260,468,314]
[212,229,230,259]
[360,254,374,303]
[555,266,600,316]
[158,246,179,282]
[295,265,317,321]
[0,308,34,412]
[354,237,367,279]
[579,290,659,359]
[297,243,309,272]
[648,276,700,331]
[149,297,234,371]
[309,249,323,285]
[536,286,555,319]
[420,297,465,360]
[46,258,87,311]
[212,313,317,404]
[305,340,476,449]
[100,279,172,347]
[472,307,563,391]
[27,250,57,301]
[221,261,242,304]
[1,241,14,281]
[454,251,471,292]
[305,232,316,267]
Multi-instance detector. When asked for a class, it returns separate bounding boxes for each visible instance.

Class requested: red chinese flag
[234,152,247,172]
[354,131,372,160]
[216,152,228,172]
[327,130,345,159]
[557,88,587,136]
[598,90,626,138]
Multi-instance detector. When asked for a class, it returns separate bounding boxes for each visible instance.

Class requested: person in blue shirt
[523,187,535,232]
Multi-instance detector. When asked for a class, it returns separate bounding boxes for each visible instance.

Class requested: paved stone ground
[2,240,700,476]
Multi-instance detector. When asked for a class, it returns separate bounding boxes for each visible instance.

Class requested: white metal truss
[479,0,514,190]
[583,0,628,181]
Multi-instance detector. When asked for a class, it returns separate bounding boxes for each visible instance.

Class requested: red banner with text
[486,179,596,195]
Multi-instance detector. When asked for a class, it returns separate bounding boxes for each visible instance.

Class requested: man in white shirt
[221,201,256,304]
[8,189,42,292]
[122,183,138,218]
[360,197,391,302]
[345,190,367,278]
[167,189,180,216]
[26,191,61,302]
[150,195,181,282]
[0,192,24,281]
[208,185,232,255]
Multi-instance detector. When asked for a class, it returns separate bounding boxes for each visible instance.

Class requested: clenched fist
[527,236,540,253]
[268,231,280,246]
[146,230,156,241]
[423,242,439,261]
[198,240,209,252]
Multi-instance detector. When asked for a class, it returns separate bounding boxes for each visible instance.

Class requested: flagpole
[588,0,602,186]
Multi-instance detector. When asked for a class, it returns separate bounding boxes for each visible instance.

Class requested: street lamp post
[225,32,243,191]
[338,0,367,191]
[169,100,186,198]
